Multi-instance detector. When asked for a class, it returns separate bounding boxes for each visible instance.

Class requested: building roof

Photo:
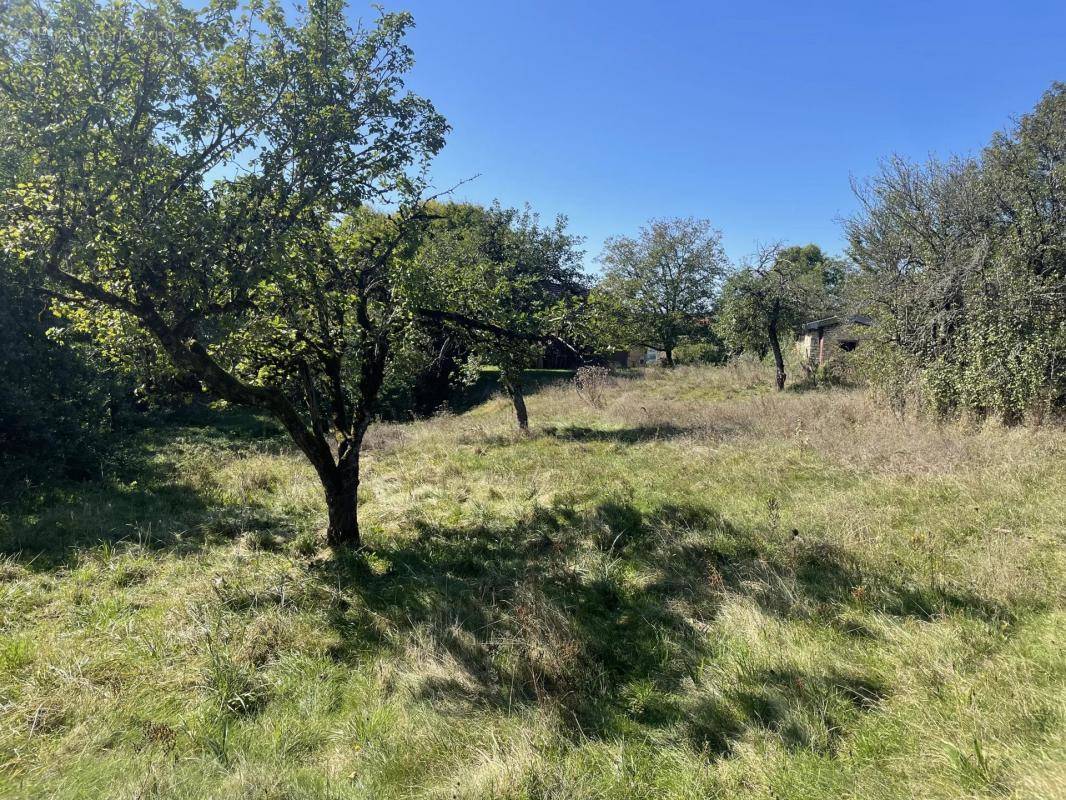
[801,314,874,332]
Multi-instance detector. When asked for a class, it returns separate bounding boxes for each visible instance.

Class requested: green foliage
[717,244,845,388]
[717,244,842,356]
[0,254,115,478]
[598,217,728,364]
[716,270,772,357]
[0,0,450,543]
[847,83,1066,421]
[814,355,858,389]
[672,338,728,366]
[416,202,587,356]
[412,201,588,425]
[921,282,1062,420]
[375,329,469,420]
[577,287,637,355]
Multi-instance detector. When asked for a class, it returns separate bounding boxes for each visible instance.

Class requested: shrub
[847,84,1066,422]
[0,261,116,479]
[673,339,728,366]
[574,365,613,408]
[815,354,860,388]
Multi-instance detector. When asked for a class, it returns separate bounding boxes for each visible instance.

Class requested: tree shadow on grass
[687,665,889,756]
[313,497,1012,756]
[542,424,689,444]
[0,407,292,570]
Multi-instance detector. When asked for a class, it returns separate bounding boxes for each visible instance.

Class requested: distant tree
[846,83,1066,419]
[0,0,450,547]
[598,218,728,367]
[716,244,844,389]
[414,202,587,431]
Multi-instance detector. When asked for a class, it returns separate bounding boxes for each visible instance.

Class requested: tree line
[1,0,1062,547]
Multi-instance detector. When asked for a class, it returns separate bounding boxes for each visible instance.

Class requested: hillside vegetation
[1,365,1064,799]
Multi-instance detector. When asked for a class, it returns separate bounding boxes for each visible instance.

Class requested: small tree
[414,203,587,431]
[0,0,451,547]
[598,217,727,367]
[717,244,843,389]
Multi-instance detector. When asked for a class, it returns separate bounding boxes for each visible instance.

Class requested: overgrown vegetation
[2,366,1063,798]
[414,202,589,431]
[0,1,1063,795]
[847,83,1066,421]
[0,0,455,547]
[0,253,117,479]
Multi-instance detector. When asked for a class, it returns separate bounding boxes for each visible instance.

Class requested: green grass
[1,365,1064,798]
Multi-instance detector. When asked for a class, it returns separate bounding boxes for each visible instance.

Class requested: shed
[796,315,873,365]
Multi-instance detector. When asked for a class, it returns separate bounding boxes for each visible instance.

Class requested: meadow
[1,364,1064,799]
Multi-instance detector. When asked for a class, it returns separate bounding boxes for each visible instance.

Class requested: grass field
[1,364,1064,799]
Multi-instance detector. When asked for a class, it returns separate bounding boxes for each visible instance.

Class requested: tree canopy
[413,202,587,429]
[597,217,727,366]
[1,0,1062,553]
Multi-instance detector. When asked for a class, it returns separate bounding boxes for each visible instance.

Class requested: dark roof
[801,314,873,332]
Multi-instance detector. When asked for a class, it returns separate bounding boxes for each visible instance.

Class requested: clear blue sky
[373,0,1065,267]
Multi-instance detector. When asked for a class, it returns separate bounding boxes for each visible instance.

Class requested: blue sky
[374,1,1065,268]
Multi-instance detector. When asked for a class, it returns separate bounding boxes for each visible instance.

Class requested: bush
[815,355,860,388]
[376,331,469,421]
[0,264,117,479]
[673,339,728,366]
[847,84,1066,422]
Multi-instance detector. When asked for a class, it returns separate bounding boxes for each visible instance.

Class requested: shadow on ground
[2,405,1016,759]
[314,497,1010,756]
[0,406,289,570]
[476,424,691,451]
[543,424,689,443]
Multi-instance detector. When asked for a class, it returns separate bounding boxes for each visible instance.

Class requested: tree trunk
[663,347,675,368]
[324,466,360,548]
[501,375,530,435]
[504,376,529,431]
[768,322,786,390]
